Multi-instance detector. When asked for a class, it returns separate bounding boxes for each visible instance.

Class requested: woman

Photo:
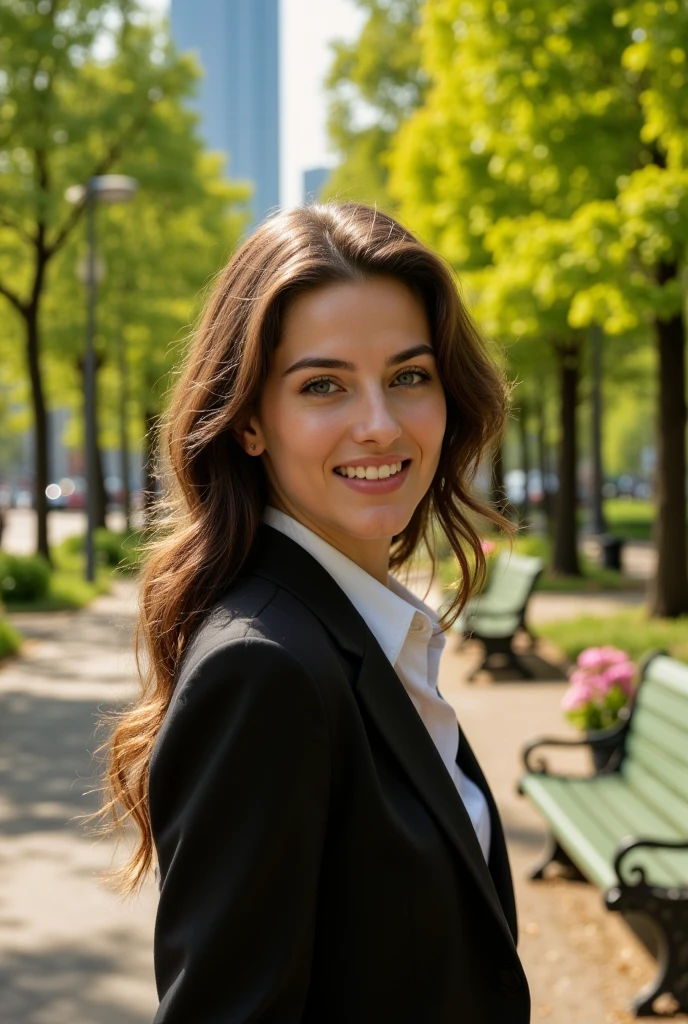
[103,202,530,1022]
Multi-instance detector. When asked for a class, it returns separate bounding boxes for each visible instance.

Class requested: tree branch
[0,278,28,316]
[47,100,155,258]
[0,213,35,248]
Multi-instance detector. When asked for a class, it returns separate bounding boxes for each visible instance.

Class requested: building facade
[170,0,280,228]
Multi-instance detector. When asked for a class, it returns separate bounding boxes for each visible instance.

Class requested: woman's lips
[333,460,411,494]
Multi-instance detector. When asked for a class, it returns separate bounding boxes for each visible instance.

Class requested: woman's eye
[394,369,429,387]
[303,377,339,395]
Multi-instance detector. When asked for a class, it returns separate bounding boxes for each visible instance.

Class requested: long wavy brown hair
[94,201,513,894]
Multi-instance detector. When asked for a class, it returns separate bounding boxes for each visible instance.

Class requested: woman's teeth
[334,461,404,480]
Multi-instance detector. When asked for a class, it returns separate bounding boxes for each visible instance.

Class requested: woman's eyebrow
[282,344,435,377]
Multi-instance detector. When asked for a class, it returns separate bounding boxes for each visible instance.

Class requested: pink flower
[601,661,637,695]
[561,679,595,712]
[576,646,630,671]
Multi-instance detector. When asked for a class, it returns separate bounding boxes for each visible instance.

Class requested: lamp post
[65,175,138,581]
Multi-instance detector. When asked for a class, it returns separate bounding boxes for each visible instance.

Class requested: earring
[249,443,256,450]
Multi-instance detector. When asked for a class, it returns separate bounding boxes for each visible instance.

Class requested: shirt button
[498,967,523,994]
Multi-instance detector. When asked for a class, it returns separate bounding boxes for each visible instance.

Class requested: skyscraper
[170,0,280,227]
[303,167,330,204]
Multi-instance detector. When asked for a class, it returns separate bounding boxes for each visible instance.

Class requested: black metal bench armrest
[613,837,688,887]
[522,716,629,775]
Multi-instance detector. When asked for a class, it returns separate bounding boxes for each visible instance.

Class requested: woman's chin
[331,505,413,542]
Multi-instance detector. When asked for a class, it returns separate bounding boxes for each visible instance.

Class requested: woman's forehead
[275,277,432,363]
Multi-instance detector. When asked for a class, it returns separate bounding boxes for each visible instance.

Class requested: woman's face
[244,275,447,569]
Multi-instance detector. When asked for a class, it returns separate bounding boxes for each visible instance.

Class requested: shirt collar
[261,507,444,667]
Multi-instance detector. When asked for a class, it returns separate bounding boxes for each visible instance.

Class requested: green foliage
[0,616,22,660]
[0,0,251,538]
[388,0,688,345]
[0,552,51,602]
[539,609,688,665]
[323,0,427,206]
[564,683,630,732]
[58,527,144,572]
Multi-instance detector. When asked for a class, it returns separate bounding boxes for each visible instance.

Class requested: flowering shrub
[561,646,638,731]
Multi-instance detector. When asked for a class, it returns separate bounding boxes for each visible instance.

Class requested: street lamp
[65,175,138,582]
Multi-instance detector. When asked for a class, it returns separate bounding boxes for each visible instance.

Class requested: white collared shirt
[262,506,492,862]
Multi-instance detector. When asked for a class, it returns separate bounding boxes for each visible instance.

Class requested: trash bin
[600,534,624,571]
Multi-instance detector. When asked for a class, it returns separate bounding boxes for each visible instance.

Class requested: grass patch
[4,541,115,612]
[537,608,688,665]
[0,616,22,659]
[604,499,655,541]
[4,528,147,613]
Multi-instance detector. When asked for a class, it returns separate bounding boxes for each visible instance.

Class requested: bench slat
[629,705,688,768]
[634,675,688,732]
[521,775,687,889]
[575,776,688,887]
[622,759,688,835]
[625,731,688,803]
[520,775,619,890]
[644,655,688,701]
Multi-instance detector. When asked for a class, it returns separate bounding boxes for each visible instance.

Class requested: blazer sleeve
[148,636,331,1023]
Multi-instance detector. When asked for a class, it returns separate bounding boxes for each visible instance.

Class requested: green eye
[309,379,336,394]
[394,369,429,387]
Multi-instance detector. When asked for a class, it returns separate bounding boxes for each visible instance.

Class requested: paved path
[1,577,680,1023]
[1,580,158,1023]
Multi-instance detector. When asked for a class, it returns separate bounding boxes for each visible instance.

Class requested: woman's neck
[267,500,392,586]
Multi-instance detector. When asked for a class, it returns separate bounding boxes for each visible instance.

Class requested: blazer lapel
[245,524,517,950]
[355,635,517,951]
[455,726,519,943]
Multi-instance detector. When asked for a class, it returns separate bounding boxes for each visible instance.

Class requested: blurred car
[105,475,124,508]
[64,477,86,509]
[14,487,34,508]
[504,469,559,506]
[45,477,86,510]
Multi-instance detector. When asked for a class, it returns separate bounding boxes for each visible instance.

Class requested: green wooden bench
[454,551,543,680]
[519,652,688,1018]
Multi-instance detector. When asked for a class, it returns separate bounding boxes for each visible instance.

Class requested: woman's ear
[232,414,265,456]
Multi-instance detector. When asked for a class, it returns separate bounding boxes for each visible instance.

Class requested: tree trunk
[648,264,688,617]
[93,425,107,530]
[75,354,107,531]
[24,306,52,566]
[518,401,530,524]
[537,397,553,536]
[552,341,581,576]
[118,319,131,531]
[143,408,160,526]
[590,324,607,536]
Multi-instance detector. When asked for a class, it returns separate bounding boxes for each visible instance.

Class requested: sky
[142,0,365,208]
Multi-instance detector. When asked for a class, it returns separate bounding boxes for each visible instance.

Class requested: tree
[46,145,249,527]
[0,0,248,561]
[389,0,688,609]
[323,0,427,206]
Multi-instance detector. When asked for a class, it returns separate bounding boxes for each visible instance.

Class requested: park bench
[454,551,543,680]
[519,652,688,1018]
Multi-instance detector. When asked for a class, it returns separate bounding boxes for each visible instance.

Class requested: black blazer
[149,523,530,1023]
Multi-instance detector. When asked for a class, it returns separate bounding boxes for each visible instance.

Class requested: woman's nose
[350,386,402,446]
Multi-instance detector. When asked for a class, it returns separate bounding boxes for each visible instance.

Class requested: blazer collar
[245,524,517,949]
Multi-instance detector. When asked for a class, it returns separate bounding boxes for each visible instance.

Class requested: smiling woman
[95,202,528,1023]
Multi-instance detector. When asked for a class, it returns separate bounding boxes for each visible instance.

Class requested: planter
[588,732,624,774]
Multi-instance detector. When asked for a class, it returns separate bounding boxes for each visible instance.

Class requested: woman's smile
[332,456,412,492]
